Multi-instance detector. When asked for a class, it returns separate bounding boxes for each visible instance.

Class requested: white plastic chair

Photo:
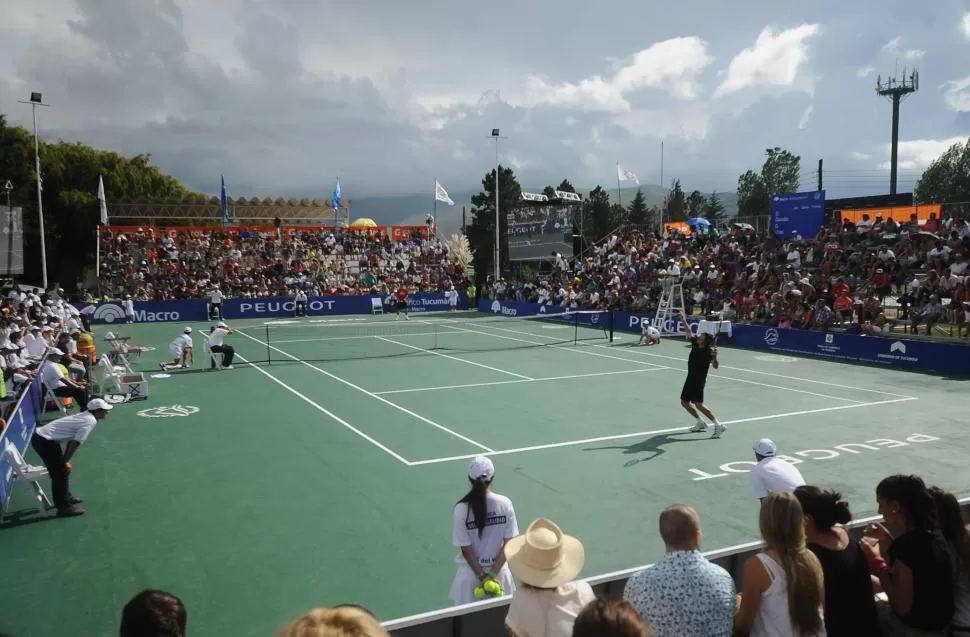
[371,297,384,315]
[204,341,224,371]
[43,385,69,417]
[1,439,53,524]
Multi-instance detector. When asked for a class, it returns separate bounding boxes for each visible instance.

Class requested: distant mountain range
[346,185,740,239]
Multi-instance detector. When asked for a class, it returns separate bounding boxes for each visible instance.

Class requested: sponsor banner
[731,324,970,376]
[475,300,696,334]
[226,292,468,319]
[76,300,206,324]
[77,292,468,324]
[770,190,825,238]
[0,379,43,515]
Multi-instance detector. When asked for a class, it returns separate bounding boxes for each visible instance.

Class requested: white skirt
[449,563,515,606]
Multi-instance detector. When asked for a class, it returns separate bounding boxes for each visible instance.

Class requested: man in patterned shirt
[622,505,735,637]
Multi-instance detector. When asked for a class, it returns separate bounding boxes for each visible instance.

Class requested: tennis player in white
[450,456,518,605]
[638,322,662,346]
[161,327,194,369]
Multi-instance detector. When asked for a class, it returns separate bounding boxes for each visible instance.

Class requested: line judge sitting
[207,321,235,369]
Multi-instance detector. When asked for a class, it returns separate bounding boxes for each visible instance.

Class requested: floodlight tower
[876,69,919,195]
[488,128,506,280]
[17,91,50,289]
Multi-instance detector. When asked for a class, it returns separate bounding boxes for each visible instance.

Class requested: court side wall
[72,292,470,325]
[476,299,970,377]
[382,499,970,637]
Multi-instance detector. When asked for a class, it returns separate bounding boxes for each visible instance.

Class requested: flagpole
[433,179,437,238]
[660,141,665,229]
[616,162,623,209]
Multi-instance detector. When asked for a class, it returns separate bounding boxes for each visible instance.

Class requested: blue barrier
[78,292,469,324]
[729,323,970,376]
[0,379,43,519]
[476,300,970,376]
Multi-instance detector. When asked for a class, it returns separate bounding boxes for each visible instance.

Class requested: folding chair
[204,341,224,371]
[371,297,384,315]
[43,385,70,417]
[1,439,53,524]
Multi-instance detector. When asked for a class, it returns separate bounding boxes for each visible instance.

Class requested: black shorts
[396,301,408,310]
[680,376,705,403]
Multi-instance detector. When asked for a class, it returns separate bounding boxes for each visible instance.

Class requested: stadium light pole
[489,128,506,280]
[18,92,50,289]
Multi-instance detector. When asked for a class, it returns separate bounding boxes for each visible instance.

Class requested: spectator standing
[450,456,518,605]
[30,397,113,517]
[794,486,881,636]
[120,589,187,637]
[623,504,735,637]
[504,518,595,637]
[750,439,806,501]
[861,475,954,636]
[734,491,826,636]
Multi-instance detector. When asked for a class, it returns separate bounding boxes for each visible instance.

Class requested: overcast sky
[2,0,969,200]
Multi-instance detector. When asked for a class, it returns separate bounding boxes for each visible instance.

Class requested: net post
[433,322,439,350]
[573,309,579,345]
[265,324,271,365]
[608,308,615,343]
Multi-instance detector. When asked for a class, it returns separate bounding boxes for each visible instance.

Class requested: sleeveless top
[751,553,826,637]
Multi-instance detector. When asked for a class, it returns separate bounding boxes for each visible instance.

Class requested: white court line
[438,321,669,370]
[407,396,920,466]
[375,336,533,380]
[374,367,668,395]
[233,353,413,466]
[443,320,867,404]
[235,329,495,453]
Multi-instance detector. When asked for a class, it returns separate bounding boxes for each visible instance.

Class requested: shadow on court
[585,431,703,468]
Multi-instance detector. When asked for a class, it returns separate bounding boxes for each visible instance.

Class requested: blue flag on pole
[221,175,229,225]
[332,178,341,210]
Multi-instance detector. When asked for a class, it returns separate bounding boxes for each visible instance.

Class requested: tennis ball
[473,586,486,599]
[483,580,503,596]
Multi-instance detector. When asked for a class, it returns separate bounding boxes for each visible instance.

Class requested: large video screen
[506,204,577,261]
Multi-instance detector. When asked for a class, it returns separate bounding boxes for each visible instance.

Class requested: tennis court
[2,310,968,637]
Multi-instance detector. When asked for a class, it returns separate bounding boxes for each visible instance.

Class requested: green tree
[666,179,687,221]
[736,147,801,217]
[467,165,522,283]
[702,191,728,224]
[0,114,198,288]
[627,189,650,226]
[686,190,706,218]
[583,185,614,241]
[915,138,970,215]
[542,185,556,199]
[556,179,576,193]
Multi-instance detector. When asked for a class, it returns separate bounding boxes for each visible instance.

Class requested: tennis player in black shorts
[678,311,726,438]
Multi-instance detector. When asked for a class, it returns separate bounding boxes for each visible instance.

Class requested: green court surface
[2,311,969,637]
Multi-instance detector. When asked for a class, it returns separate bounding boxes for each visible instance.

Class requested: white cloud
[880,137,968,170]
[713,24,820,98]
[849,151,872,161]
[904,49,925,61]
[857,66,875,78]
[881,37,901,52]
[942,76,970,112]
[797,105,813,129]
[962,13,970,39]
[513,36,713,112]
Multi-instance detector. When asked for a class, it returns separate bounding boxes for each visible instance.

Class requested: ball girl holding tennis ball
[449,456,518,605]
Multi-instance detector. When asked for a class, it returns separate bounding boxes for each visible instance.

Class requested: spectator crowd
[488,211,970,338]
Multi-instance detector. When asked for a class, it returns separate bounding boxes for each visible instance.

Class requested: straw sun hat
[505,518,585,589]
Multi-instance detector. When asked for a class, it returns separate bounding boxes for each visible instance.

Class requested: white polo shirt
[40,362,68,391]
[750,456,806,499]
[170,334,193,357]
[208,328,229,347]
[452,492,518,570]
[35,411,98,443]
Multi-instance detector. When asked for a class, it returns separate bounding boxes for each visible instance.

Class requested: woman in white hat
[450,456,518,605]
[504,518,596,637]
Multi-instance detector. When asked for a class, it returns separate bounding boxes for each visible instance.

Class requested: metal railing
[382,497,970,637]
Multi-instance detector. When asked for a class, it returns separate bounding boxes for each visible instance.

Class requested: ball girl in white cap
[450,455,518,605]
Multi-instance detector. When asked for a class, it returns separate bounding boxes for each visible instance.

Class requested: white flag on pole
[97,175,108,224]
[435,180,455,206]
[617,164,639,184]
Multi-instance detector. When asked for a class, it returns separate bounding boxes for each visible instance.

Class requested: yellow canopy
[349,217,377,227]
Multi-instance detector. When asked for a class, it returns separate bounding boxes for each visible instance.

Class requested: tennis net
[237,309,614,364]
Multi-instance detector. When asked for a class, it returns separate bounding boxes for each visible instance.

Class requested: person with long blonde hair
[277,605,389,637]
[734,491,826,636]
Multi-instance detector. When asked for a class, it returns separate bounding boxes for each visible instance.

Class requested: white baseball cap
[468,456,495,481]
[86,398,113,412]
[48,347,65,356]
[183,327,193,333]
[754,438,777,457]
